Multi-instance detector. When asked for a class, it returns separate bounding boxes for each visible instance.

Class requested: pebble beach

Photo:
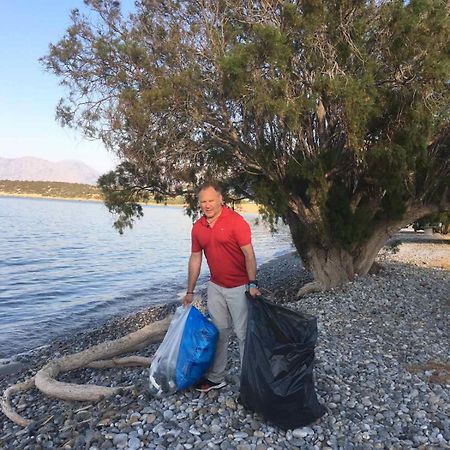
[1,238,449,450]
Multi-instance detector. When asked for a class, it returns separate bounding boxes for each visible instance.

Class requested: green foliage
[42,0,450,263]
[99,163,156,233]
[366,144,409,220]
[324,182,374,250]
[220,23,292,114]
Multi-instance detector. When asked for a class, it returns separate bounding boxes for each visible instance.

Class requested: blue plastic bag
[176,306,219,389]
[148,305,218,396]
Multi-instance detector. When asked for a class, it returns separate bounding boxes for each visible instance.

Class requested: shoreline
[0,249,296,373]
[0,192,261,214]
[0,241,447,372]
[1,242,449,448]
[0,191,103,203]
[1,236,446,372]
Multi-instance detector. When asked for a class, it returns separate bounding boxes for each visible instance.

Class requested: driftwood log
[1,314,172,427]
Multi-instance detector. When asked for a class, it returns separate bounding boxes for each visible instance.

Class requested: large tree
[42,0,449,293]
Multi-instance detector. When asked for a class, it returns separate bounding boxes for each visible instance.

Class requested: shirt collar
[200,205,231,227]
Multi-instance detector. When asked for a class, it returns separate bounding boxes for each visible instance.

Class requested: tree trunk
[307,246,355,287]
[286,204,440,296]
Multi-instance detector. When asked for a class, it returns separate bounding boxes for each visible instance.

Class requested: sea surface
[0,196,292,359]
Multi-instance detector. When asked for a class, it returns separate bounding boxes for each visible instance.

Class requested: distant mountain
[0,157,100,185]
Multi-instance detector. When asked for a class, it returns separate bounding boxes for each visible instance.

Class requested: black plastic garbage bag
[240,294,326,430]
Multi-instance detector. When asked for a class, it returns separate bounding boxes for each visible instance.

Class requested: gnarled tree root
[296,281,323,298]
[1,377,36,427]
[87,355,152,369]
[1,314,171,427]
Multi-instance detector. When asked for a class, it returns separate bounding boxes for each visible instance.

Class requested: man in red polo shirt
[183,182,261,392]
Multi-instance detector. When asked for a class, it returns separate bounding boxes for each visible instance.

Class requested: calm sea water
[0,196,291,359]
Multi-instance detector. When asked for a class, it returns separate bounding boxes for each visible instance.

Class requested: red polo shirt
[192,206,251,288]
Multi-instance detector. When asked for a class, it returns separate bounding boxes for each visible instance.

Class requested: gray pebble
[163,410,174,421]
[2,248,449,450]
[112,433,128,446]
[127,436,141,449]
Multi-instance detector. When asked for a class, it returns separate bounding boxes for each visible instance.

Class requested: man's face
[198,187,223,219]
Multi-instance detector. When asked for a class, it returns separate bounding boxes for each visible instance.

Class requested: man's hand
[182,293,194,307]
[248,286,261,298]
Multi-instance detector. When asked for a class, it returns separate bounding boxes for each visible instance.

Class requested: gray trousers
[206,281,248,383]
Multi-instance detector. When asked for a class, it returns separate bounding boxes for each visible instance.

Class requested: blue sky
[0,1,132,173]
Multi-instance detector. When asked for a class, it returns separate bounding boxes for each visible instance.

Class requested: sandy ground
[386,231,450,270]
[394,243,450,270]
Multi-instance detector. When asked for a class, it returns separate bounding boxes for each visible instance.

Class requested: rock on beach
[0,240,449,449]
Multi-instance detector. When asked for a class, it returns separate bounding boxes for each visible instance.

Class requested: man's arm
[183,251,202,306]
[241,243,261,298]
